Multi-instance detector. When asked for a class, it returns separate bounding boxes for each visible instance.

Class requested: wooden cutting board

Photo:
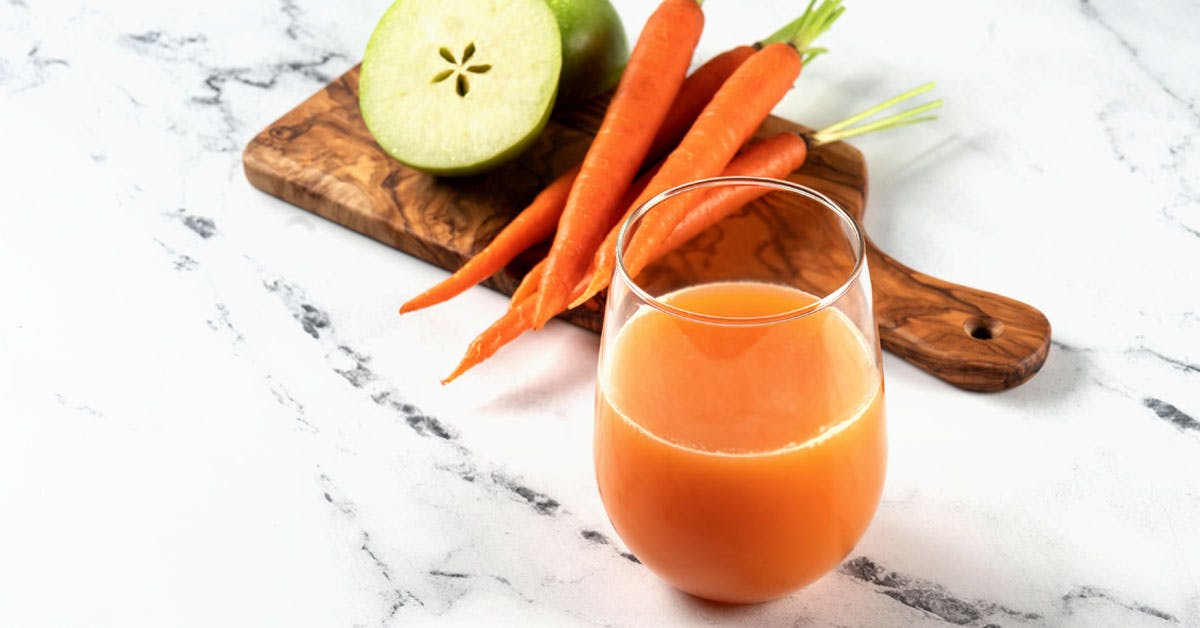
[244,65,1050,391]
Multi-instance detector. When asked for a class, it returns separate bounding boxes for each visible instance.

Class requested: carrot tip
[569,282,603,310]
[441,362,467,385]
[531,304,552,331]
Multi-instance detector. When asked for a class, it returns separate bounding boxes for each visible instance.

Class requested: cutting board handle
[867,241,1051,391]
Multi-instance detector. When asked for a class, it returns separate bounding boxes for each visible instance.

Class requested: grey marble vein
[1079,0,1199,121]
[53,392,104,419]
[1143,397,1200,431]
[265,375,314,431]
[154,239,199,271]
[4,41,69,94]
[259,275,580,525]
[280,0,306,41]
[319,473,425,623]
[1138,348,1200,375]
[120,28,346,152]
[1062,586,1179,623]
[205,302,244,343]
[841,557,1041,625]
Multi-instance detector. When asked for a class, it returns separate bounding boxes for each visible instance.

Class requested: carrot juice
[595,280,886,603]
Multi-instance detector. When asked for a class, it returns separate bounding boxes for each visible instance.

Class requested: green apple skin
[544,0,629,107]
[365,97,555,177]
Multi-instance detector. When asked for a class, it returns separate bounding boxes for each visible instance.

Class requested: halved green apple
[360,0,562,176]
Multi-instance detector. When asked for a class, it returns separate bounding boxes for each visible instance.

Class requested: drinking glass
[594,176,886,604]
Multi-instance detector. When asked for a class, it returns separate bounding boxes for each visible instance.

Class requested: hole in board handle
[964,316,1004,340]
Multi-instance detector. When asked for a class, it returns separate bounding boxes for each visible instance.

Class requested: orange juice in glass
[595,177,886,604]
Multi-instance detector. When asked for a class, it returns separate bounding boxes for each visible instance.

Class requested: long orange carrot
[402,16,822,317]
[662,83,944,252]
[400,36,738,316]
[513,159,661,306]
[664,136,807,250]
[578,134,808,308]
[446,82,943,382]
[537,1,843,327]
[442,297,536,384]
[510,259,546,305]
[441,138,801,384]
[443,136,803,384]
[444,138,803,384]
[497,14,819,313]
[531,0,704,329]
[399,165,578,314]
[571,83,943,307]
[643,45,755,164]
[443,275,592,384]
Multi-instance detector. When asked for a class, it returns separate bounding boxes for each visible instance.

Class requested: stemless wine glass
[594,176,886,604]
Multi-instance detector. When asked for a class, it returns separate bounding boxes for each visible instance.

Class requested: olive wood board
[243,65,1050,391]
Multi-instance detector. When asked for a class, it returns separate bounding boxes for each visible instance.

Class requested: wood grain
[243,65,1050,391]
[243,65,601,329]
[867,245,1051,391]
[807,152,1052,391]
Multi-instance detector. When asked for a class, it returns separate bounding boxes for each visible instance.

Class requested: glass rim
[613,176,867,326]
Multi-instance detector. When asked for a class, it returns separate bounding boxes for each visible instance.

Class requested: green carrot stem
[801,47,828,65]
[825,101,941,137]
[818,82,936,135]
[763,11,812,45]
[789,0,845,55]
[809,84,943,146]
[816,114,939,144]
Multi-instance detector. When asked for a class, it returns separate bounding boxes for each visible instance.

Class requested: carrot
[570,135,807,309]
[639,11,825,163]
[404,24,794,315]
[663,84,944,265]
[642,12,822,162]
[446,82,942,383]
[443,273,592,384]
[402,47,747,316]
[444,136,802,383]
[443,138,803,384]
[643,45,754,164]
[659,133,809,251]
[531,0,705,329]
[510,258,545,305]
[509,160,652,308]
[570,84,942,306]
[648,134,811,274]
[442,297,536,384]
[398,165,579,314]
[542,2,844,327]
[561,2,842,312]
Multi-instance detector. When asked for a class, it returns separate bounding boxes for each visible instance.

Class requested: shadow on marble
[660,547,1044,625]
[666,589,775,619]
[991,340,1091,412]
[866,133,970,245]
[479,334,601,414]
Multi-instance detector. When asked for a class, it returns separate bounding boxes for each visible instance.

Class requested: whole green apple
[544,0,629,107]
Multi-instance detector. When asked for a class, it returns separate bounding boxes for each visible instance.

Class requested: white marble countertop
[2,0,1198,625]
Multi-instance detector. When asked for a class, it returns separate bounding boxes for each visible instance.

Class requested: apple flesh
[359,0,562,176]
